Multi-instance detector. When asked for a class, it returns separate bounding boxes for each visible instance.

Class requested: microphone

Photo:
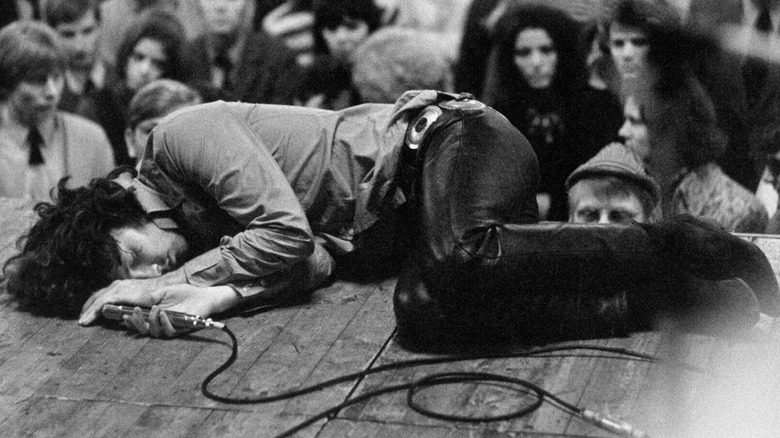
[101,304,225,330]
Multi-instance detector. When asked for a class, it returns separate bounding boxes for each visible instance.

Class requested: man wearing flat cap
[566,142,660,224]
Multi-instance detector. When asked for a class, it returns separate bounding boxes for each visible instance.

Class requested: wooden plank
[198,410,321,438]
[513,339,608,435]
[342,336,618,436]
[317,418,472,438]
[185,278,398,438]
[34,325,148,400]
[0,318,94,401]
[284,277,397,416]
[0,397,147,438]
[122,405,222,438]
[144,304,300,408]
[318,418,588,437]
[223,279,382,415]
[89,330,207,404]
[0,305,53,368]
[563,334,661,437]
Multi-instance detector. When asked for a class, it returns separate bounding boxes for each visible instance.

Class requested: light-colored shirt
[0,107,115,200]
[743,0,780,33]
[134,91,441,297]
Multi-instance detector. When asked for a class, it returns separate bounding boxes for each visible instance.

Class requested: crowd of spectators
[2,0,780,233]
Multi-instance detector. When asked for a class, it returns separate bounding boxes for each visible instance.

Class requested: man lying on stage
[3,90,779,345]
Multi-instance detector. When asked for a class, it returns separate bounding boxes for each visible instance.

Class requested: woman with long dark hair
[87,8,196,165]
[485,4,622,221]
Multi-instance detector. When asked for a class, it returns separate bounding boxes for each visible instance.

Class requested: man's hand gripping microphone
[101,304,225,330]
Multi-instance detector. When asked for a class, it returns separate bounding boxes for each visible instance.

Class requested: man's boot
[640,214,780,316]
[393,215,777,348]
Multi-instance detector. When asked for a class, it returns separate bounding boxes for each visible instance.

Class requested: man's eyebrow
[576,208,599,216]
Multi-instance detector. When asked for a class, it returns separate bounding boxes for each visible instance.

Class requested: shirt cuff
[183,246,233,287]
[226,243,335,299]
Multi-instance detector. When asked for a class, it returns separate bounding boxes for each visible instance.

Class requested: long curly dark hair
[638,73,727,168]
[489,4,589,108]
[2,172,148,318]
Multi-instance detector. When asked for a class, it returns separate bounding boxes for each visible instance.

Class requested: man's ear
[124,127,137,160]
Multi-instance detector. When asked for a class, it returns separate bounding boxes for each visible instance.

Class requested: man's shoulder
[678,163,768,232]
[703,164,767,218]
[58,112,113,158]
[56,112,115,172]
[152,101,266,143]
[160,100,249,125]
[678,163,764,211]
[58,111,107,136]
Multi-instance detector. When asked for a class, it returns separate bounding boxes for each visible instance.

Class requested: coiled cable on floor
[200,325,673,437]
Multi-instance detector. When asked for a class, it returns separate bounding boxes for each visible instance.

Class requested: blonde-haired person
[566,142,660,224]
[351,27,453,104]
[125,79,202,161]
[0,20,114,200]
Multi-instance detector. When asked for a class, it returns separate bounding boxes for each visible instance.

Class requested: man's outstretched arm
[78,242,335,335]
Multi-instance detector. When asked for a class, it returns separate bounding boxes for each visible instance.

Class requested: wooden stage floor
[2,196,779,438]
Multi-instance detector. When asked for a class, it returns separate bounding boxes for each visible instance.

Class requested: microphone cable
[200,324,688,437]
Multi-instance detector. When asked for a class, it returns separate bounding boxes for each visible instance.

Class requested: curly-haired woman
[484,4,623,221]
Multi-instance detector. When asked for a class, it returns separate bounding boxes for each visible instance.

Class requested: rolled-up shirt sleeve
[144,102,316,289]
[227,242,335,299]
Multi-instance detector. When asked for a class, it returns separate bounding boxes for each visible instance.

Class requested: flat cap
[566,142,661,205]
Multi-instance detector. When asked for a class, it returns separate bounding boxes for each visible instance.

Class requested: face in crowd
[124,114,159,158]
[608,23,649,81]
[125,38,168,91]
[322,16,370,63]
[8,72,64,126]
[569,179,648,225]
[200,0,247,37]
[513,27,557,89]
[124,102,194,159]
[52,8,100,71]
[619,95,649,160]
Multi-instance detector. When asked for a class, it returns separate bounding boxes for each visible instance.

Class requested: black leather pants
[394,102,779,347]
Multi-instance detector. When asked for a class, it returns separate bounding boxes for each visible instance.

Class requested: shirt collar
[0,104,58,146]
[132,179,181,230]
[744,0,780,32]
